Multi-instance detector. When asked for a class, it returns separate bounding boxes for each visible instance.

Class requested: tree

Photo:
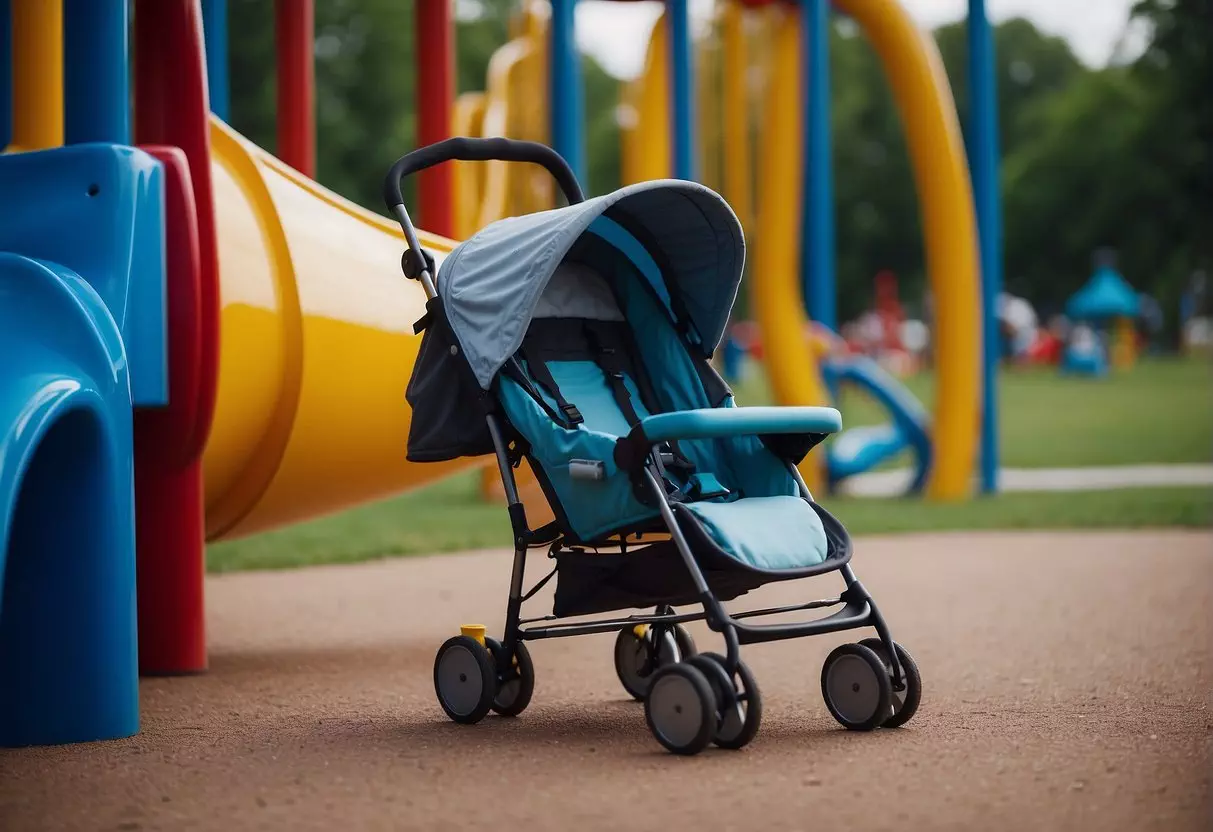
[227,0,619,213]
[1125,0,1213,331]
[934,17,1083,161]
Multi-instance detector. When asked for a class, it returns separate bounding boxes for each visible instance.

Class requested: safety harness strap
[582,322,643,428]
[521,344,583,427]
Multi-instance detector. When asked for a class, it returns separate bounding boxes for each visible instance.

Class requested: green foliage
[226,0,617,214]
[224,1,1209,337]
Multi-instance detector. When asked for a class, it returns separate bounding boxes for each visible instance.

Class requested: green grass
[206,356,1212,574]
[207,474,1212,573]
[734,356,1212,468]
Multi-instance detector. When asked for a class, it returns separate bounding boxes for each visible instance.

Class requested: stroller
[384,139,922,755]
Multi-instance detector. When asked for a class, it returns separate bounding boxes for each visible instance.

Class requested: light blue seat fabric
[683,496,829,570]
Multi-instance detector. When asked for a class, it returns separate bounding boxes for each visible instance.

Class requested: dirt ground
[2,530,1210,831]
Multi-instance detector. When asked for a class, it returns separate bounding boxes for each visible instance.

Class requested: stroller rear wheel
[433,635,497,725]
[613,623,697,701]
[858,638,921,728]
[821,643,893,731]
[485,637,535,717]
[644,662,717,756]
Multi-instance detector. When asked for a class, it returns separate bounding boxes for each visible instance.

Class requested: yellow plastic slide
[201,117,471,541]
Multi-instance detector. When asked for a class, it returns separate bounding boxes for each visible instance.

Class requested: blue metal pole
[967,0,1002,494]
[0,0,11,150]
[202,0,230,120]
[63,0,130,145]
[668,0,696,180]
[803,0,835,330]
[549,0,586,190]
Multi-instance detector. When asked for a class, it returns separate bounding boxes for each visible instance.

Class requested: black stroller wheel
[433,635,497,725]
[485,637,535,718]
[821,643,893,731]
[688,652,763,750]
[858,638,921,728]
[613,623,696,701]
[644,663,717,756]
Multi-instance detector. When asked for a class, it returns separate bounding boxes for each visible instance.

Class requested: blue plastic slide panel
[0,254,139,746]
[0,144,167,406]
[638,406,843,444]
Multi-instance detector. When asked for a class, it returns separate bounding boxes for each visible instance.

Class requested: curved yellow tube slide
[750,4,828,494]
[202,118,469,541]
[832,0,981,500]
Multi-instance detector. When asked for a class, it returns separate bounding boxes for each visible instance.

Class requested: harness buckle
[560,403,584,425]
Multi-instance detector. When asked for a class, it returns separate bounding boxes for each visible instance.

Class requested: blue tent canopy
[1066,266,1140,320]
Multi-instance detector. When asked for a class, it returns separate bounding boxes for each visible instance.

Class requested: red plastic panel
[134,147,202,465]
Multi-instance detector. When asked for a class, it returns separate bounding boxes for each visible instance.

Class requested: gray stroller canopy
[436,179,745,390]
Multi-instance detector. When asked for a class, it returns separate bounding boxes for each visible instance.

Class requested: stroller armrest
[615,406,843,472]
[638,406,842,443]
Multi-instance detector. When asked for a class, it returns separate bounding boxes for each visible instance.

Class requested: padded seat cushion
[682,496,829,571]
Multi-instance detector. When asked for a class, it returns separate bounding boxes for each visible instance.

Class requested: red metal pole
[132,0,221,675]
[276,0,315,177]
[415,0,454,237]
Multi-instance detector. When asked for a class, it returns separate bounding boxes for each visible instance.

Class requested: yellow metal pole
[11,0,64,150]
[833,0,981,500]
[720,1,753,239]
[751,5,828,494]
[697,11,721,194]
[1111,316,1136,369]
[622,10,671,185]
[451,92,487,239]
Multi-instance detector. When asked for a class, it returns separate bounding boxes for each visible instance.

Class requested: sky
[572,0,1145,79]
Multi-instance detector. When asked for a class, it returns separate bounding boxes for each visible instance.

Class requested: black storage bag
[405,296,495,462]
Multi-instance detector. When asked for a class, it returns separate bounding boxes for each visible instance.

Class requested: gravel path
[2,530,1210,831]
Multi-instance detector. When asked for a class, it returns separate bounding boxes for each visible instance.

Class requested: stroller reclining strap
[521,343,584,427]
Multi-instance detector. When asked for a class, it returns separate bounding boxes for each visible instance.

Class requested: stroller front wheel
[644,663,717,756]
[614,623,697,700]
[858,638,921,728]
[687,652,763,750]
[434,635,497,724]
[486,637,536,717]
[821,643,893,731]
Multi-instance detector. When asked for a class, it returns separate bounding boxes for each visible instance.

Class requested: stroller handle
[382,137,585,211]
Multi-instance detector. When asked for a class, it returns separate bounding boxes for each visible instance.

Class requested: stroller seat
[496,258,833,575]
[679,496,828,571]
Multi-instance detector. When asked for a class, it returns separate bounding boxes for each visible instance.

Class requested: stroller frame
[484,410,905,683]
[385,138,919,755]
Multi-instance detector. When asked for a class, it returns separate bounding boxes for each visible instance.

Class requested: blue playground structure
[0,143,167,746]
[820,355,932,494]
